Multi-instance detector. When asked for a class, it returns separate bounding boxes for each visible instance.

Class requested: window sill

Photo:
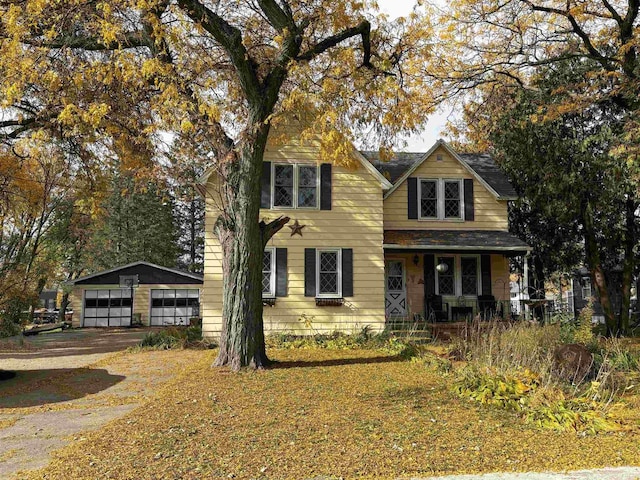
[262,297,276,306]
[417,218,465,222]
[266,206,319,211]
[315,297,344,306]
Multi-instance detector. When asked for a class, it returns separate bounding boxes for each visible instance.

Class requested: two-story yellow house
[199,129,529,338]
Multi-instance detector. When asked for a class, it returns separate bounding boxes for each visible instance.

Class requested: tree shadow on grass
[270,355,405,369]
[0,368,125,408]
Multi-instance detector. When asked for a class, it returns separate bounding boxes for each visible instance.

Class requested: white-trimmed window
[419,178,463,220]
[317,249,342,297]
[262,247,276,297]
[582,278,592,299]
[436,255,481,297]
[272,164,318,209]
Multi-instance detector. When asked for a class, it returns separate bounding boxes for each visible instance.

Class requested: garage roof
[72,262,203,285]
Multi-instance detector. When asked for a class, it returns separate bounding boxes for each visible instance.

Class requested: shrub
[574,298,596,346]
[138,331,180,350]
[134,325,215,351]
[0,298,31,338]
[266,327,419,359]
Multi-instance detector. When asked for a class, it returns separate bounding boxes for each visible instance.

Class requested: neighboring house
[199,125,530,338]
[69,262,202,328]
[572,266,622,324]
[38,289,58,310]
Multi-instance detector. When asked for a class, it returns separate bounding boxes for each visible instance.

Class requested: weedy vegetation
[442,311,640,434]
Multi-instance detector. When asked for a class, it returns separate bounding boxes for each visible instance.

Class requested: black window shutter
[408,178,418,219]
[320,163,332,210]
[464,179,474,221]
[424,254,435,297]
[275,248,287,297]
[304,248,316,297]
[481,254,492,295]
[342,249,353,297]
[261,162,271,209]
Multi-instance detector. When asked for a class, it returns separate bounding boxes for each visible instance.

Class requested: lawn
[21,347,640,480]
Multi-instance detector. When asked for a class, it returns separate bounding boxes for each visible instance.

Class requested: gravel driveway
[0,328,198,478]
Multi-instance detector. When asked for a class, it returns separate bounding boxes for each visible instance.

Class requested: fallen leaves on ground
[18,348,640,479]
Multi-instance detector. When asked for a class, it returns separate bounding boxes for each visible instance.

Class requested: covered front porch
[383,230,531,325]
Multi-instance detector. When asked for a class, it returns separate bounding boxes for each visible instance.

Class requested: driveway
[0,328,199,479]
[0,328,150,371]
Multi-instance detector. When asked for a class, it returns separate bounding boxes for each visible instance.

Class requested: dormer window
[272,164,318,209]
[418,179,463,220]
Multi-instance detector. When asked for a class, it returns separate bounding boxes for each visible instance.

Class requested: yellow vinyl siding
[70,284,201,328]
[490,255,510,302]
[202,134,386,339]
[384,146,508,230]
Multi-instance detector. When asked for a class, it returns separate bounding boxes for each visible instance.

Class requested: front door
[385,260,407,317]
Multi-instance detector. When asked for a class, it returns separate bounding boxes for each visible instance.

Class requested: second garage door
[150,289,199,326]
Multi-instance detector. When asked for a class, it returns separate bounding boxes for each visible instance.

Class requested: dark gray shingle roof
[458,153,517,199]
[384,230,530,253]
[359,149,517,199]
[359,151,423,183]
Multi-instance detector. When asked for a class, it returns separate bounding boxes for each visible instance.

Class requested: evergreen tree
[91,174,179,269]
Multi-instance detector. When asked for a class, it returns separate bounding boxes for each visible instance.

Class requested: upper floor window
[418,179,463,220]
[272,164,318,209]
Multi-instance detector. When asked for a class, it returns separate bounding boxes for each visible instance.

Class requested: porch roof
[383,230,531,254]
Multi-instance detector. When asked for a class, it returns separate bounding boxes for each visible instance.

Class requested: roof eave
[71,261,204,284]
[383,140,444,199]
[352,150,394,190]
[383,244,532,252]
[195,151,393,193]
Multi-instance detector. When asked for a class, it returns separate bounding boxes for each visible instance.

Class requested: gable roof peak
[361,140,517,201]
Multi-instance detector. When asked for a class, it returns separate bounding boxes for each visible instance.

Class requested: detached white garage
[69,262,203,328]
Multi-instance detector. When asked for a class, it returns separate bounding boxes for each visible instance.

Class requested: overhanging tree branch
[297,20,373,67]
[177,0,263,104]
[522,0,616,71]
[22,31,150,51]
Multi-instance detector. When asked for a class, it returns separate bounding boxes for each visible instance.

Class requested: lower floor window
[317,249,341,297]
[436,255,480,297]
[262,248,275,297]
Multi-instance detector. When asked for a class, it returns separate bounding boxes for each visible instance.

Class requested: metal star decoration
[288,219,306,237]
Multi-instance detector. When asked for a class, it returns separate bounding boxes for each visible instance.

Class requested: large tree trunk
[582,201,617,335]
[213,128,269,370]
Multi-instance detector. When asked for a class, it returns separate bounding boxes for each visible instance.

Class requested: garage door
[150,289,199,326]
[83,289,132,327]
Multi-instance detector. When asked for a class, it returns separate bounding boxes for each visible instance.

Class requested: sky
[375,0,452,151]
